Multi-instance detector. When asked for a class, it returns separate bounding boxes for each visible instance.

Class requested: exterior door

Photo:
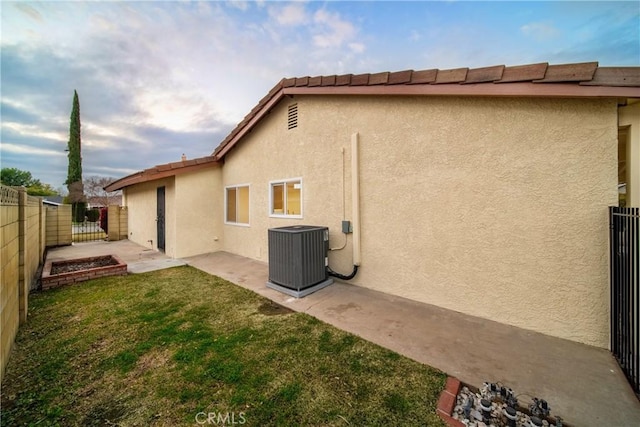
[156,186,165,251]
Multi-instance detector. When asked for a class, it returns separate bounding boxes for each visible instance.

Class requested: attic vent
[287,103,298,130]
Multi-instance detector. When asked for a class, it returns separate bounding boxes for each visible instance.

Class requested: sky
[1,1,639,190]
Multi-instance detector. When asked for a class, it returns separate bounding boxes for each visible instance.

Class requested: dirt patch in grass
[1,266,446,426]
[256,300,294,316]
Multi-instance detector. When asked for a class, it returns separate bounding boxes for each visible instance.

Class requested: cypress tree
[65,90,86,222]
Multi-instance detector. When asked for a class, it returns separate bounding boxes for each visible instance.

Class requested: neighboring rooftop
[43,195,65,206]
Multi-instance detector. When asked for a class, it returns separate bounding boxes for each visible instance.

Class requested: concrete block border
[437,377,465,427]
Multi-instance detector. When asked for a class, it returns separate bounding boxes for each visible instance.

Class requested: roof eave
[282,82,640,98]
[104,156,220,192]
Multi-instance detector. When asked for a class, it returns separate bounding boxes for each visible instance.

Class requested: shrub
[86,209,100,222]
[72,202,86,223]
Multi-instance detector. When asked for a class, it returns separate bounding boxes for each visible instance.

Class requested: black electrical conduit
[327,265,359,280]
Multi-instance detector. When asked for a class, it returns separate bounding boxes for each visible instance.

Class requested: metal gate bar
[72,207,108,243]
[610,206,640,394]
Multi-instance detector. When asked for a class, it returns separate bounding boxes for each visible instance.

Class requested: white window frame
[224,184,250,226]
[269,177,303,219]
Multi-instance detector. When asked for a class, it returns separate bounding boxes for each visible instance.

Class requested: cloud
[1,143,66,158]
[521,22,560,41]
[349,43,365,54]
[312,9,357,48]
[1,100,41,124]
[2,122,67,144]
[270,3,308,26]
[15,3,43,22]
[227,1,249,12]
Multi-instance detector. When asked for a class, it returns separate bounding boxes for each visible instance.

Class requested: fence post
[120,206,128,240]
[107,205,127,241]
[39,199,45,263]
[108,205,118,241]
[16,187,28,324]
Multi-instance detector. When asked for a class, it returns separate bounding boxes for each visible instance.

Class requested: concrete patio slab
[184,250,640,427]
[45,240,185,274]
[127,259,187,274]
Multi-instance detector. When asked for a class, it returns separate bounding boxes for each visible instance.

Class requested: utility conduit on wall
[351,132,361,266]
[327,132,361,280]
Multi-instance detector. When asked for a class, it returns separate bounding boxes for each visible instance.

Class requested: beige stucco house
[106,61,640,349]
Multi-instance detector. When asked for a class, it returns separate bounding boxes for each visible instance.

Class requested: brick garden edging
[437,377,465,427]
[41,255,127,290]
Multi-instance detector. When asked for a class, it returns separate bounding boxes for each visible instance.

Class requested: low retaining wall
[41,255,127,290]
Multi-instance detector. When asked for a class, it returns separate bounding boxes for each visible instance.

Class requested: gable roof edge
[212,85,286,160]
[104,156,220,192]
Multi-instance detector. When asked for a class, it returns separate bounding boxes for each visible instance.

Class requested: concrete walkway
[45,242,640,426]
[184,251,640,427]
[45,240,186,273]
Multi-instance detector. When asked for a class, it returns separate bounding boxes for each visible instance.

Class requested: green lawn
[1,266,446,426]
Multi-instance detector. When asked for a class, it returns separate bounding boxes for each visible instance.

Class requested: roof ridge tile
[498,62,548,83]
[464,65,505,84]
[388,70,413,85]
[335,74,352,86]
[321,75,337,86]
[580,67,640,87]
[408,69,437,84]
[434,67,468,84]
[368,71,389,85]
[534,61,598,83]
[295,76,310,86]
[350,73,370,85]
[308,76,322,87]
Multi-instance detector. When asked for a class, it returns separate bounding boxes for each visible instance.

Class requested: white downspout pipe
[351,132,361,266]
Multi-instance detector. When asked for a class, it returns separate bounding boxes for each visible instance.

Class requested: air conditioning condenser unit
[267,225,334,298]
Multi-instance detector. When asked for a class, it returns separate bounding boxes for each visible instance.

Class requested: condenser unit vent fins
[287,103,298,130]
[267,225,333,298]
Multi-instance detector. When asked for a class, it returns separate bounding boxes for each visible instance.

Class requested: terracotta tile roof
[107,61,640,191]
[212,61,640,160]
[104,155,219,192]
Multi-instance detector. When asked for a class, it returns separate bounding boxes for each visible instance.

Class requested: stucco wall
[174,167,224,258]
[221,95,618,348]
[124,178,176,256]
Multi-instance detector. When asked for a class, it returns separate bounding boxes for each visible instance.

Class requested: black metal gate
[72,207,108,243]
[157,187,165,251]
[610,206,640,393]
